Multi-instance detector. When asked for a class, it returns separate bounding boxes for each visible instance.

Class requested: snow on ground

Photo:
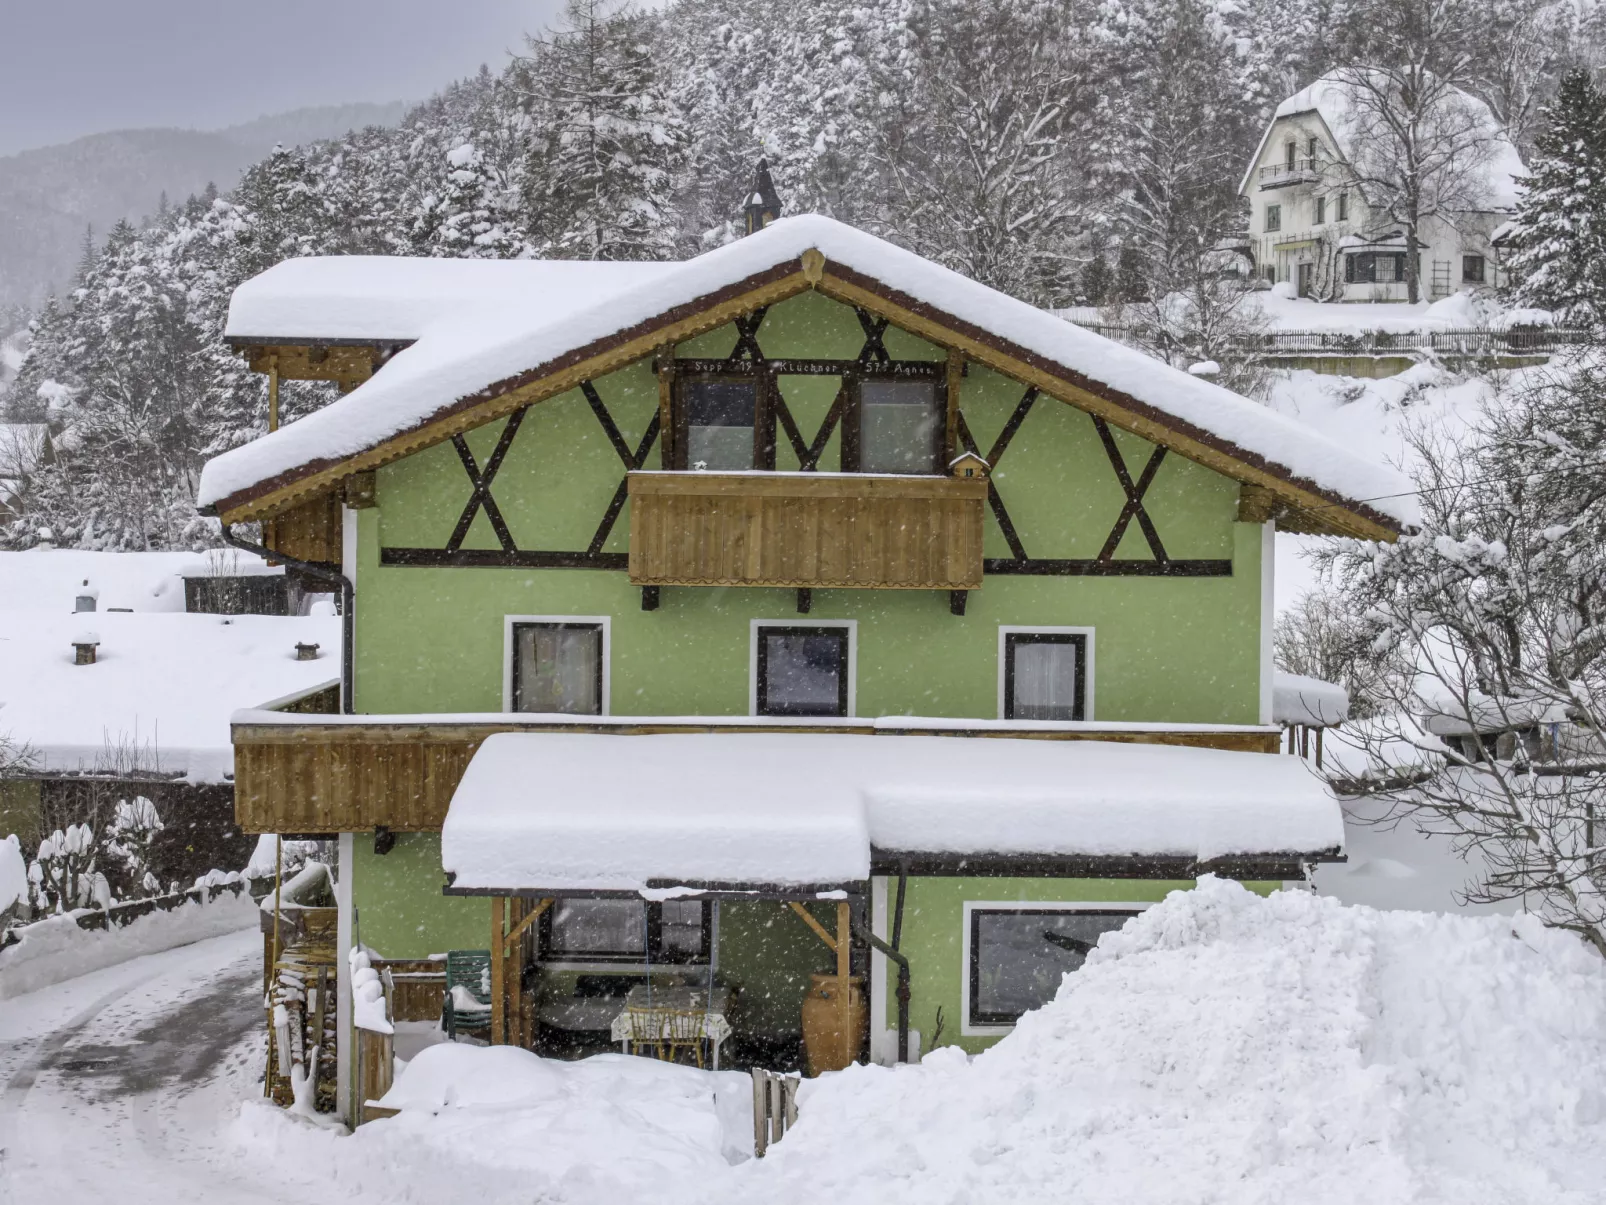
[0,550,337,779]
[730,878,1606,1205]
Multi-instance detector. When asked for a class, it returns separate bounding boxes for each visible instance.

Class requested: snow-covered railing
[1251,327,1588,356]
[352,946,397,1125]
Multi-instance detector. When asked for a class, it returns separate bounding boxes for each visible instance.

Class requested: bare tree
[1326,360,1606,954]
[1335,3,1506,303]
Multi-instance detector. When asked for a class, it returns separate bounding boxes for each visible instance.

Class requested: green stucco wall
[885,876,1280,1055]
[351,289,1265,724]
[353,832,486,959]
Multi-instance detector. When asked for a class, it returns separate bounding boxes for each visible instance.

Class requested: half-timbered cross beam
[1093,417,1169,565]
[446,407,528,552]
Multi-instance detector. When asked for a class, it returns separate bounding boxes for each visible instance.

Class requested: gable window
[857,379,943,474]
[964,903,1144,1031]
[753,622,853,717]
[508,619,606,714]
[1336,191,1348,222]
[1284,140,1296,168]
[1306,136,1318,160]
[1264,204,1281,233]
[679,376,761,471]
[1000,628,1091,721]
[541,899,711,965]
[1462,255,1486,284]
[1314,196,1326,225]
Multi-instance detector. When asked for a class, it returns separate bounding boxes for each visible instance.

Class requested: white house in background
[1239,72,1527,302]
[0,423,52,520]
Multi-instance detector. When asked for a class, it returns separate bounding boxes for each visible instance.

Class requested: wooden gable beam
[213,253,1398,541]
[213,268,815,524]
[810,269,1400,543]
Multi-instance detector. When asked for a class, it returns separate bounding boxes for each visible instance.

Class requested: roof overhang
[202,245,1406,542]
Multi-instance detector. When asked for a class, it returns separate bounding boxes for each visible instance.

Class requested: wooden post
[836,901,853,1066]
[657,344,675,469]
[490,896,506,1045]
[268,353,280,433]
[944,347,963,465]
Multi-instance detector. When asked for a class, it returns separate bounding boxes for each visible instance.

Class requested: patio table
[610,985,732,1069]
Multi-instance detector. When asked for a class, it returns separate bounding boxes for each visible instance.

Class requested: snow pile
[350,947,393,1036]
[1273,669,1349,726]
[737,878,1606,1205]
[234,1047,753,1204]
[0,888,259,999]
[0,834,26,914]
[0,548,196,612]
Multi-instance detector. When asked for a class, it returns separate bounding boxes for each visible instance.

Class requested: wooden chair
[442,949,493,1040]
[625,1007,708,1068]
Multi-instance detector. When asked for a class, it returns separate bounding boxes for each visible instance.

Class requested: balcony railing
[231,712,1285,834]
[627,470,987,590]
[1258,159,1318,188]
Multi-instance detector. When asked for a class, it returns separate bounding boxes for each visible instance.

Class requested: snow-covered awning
[440,732,1343,896]
[1274,671,1349,728]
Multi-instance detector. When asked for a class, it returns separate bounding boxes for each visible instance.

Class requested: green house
[198,214,1412,1114]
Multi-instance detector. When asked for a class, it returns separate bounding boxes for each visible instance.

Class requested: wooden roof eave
[205,252,1403,542]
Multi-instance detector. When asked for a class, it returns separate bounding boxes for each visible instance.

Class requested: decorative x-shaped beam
[446,408,528,552]
[1092,417,1169,564]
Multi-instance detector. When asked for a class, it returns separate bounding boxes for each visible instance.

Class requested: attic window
[1307,136,1318,159]
[1336,191,1348,222]
[679,377,758,470]
[857,380,943,474]
[1285,140,1296,168]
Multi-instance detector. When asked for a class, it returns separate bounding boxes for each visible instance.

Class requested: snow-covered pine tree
[1505,66,1606,326]
[522,0,687,261]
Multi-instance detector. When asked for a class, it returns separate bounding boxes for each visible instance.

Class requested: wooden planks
[627,471,988,590]
[230,717,1280,835]
[264,490,343,565]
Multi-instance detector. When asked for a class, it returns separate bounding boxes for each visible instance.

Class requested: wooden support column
[490,896,506,1045]
[268,353,281,433]
[944,347,963,464]
[657,344,676,468]
[836,901,852,1067]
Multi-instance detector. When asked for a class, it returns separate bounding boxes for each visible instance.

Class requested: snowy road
[0,929,304,1205]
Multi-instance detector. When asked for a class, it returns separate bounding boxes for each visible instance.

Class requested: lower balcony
[627,471,987,590]
[231,711,1283,835]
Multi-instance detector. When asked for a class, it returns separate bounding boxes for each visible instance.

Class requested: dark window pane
[1007,635,1083,720]
[760,628,846,716]
[659,900,706,960]
[514,625,602,715]
[972,909,1136,1023]
[1462,255,1485,283]
[549,899,644,957]
[685,379,756,470]
[861,380,941,474]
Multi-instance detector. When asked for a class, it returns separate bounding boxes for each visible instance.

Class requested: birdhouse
[949,451,990,480]
[72,633,100,665]
[295,642,322,662]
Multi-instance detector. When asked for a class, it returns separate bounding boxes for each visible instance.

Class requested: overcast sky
[0,0,566,156]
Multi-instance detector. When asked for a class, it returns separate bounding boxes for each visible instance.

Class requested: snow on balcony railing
[1258,158,1318,187]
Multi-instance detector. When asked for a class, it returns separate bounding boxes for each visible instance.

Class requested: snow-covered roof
[1273,671,1349,727]
[224,256,673,345]
[0,610,339,782]
[1240,70,1527,210]
[198,215,1418,533]
[440,732,1343,893]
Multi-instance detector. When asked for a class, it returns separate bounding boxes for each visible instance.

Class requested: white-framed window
[749,619,856,717]
[502,615,611,715]
[1264,203,1281,233]
[961,900,1148,1034]
[997,626,1094,721]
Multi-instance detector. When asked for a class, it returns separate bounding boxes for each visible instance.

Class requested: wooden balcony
[231,713,1282,835]
[627,471,987,590]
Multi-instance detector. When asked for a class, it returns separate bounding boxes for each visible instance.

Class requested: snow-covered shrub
[0,835,27,943]
[104,795,163,897]
[30,824,106,914]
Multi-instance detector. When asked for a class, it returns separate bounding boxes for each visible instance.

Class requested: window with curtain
[1004,632,1086,721]
[969,907,1140,1025]
[858,379,943,474]
[1264,204,1281,233]
[682,377,757,470]
[512,622,603,714]
[542,899,711,963]
[756,625,850,716]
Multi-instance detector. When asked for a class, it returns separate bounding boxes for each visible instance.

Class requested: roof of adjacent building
[1239,70,1527,209]
[199,215,1418,537]
[439,731,1344,894]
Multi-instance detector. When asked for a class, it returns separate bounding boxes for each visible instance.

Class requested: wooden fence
[751,1068,800,1156]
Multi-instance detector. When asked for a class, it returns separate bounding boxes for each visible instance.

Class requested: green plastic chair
[442,949,493,1040]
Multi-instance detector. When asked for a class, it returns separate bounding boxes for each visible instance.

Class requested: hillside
[0,102,408,309]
